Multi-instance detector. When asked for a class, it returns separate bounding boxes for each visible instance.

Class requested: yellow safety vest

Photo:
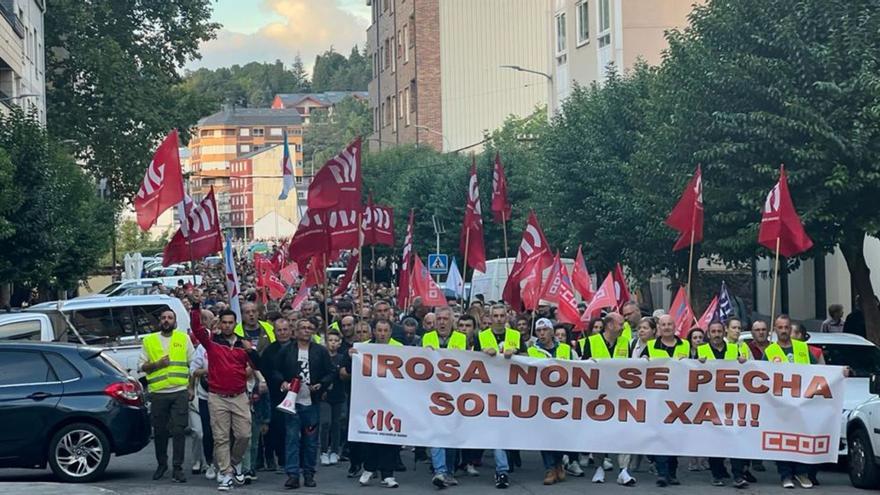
[234,320,276,343]
[697,342,740,360]
[478,328,521,352]
[527,342,573,360]
[422,330,468,350]
[621,321,634,342]
[579,333,629,359]
[764,340,810,364]
[143,330,190,393]
[389,338,403,347]
[647,339,691,359]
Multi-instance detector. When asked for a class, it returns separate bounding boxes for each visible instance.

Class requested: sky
[187,0,372,72]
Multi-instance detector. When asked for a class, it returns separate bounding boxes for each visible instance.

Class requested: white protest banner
[348,344,846,464]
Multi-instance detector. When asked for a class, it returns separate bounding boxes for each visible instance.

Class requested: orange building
[189,106,304,226]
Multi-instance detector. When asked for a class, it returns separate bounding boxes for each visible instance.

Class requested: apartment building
[0,0,45,123]
[189,106,304,226]
[228,145,301,241]
[270,91,368,124]
[550,0,697,112]
[366,0,550,152]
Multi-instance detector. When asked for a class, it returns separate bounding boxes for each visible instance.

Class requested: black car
[0,342,150,482]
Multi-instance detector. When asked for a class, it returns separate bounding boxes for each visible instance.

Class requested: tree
[0,148,21,241]
[45,0,219,202]
[645,0,880,341]
[303,96,372,169]
[311,46,371,92]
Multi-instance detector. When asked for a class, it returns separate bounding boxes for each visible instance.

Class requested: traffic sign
[428,254,449,274]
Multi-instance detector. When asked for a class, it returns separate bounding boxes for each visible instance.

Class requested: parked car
[0,342,150,482]
[84,276,204,298]
[0,295,191,377]
[742,331,880,457]
[847,374,880,488]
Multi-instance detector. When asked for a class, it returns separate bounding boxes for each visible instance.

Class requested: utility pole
[432,214,445,283]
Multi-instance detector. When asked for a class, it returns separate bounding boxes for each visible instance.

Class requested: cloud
[189,0,371,72]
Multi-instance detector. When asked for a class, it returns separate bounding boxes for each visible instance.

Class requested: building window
[381,101,387,127]
[384,38,391,70]
[598,0,611,47]
[403,24,409,62]
[404,87,411,125]
[555,13,567,55]
[391,35,397,73]
[239,128,250,136]
[410,79,417,112]
[270,127,283,136]
[576,1,590,46]
[252,128,265,137]
[240,144,251,153]
[398,91,404,119]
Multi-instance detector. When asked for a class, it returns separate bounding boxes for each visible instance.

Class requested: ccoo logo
[366,409,401,433]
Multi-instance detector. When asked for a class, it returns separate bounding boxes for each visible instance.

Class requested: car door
[0,350,63,461]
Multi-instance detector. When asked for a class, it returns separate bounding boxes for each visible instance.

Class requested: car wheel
[47,423,111,483]
[849,426,880,488]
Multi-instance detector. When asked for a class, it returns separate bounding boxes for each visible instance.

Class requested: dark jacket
[321,352,349,404]
[261,339,294,405]
[273,341,334,401]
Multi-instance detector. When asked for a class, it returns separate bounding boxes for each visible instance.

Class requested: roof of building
[198,107,304,126]
[274,91,368,107]
[236,144,281,160]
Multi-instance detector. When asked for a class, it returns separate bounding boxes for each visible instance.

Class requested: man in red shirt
[192,306,260,492]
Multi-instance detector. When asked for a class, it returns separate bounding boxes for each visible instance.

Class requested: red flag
[491,152,511,224]
[326,208,360,251]
[669,286,695,338]
[135,130,185,231]
[279,262,300,286]
[307,137,362,210]
[162,188,222,266]
[502,211,553,309]
[580,272,616,323]
[362,198,395,247]
[396,209,415,309]
[288,209,330,268]
[665,165,704,251]
[410,254,448,307]
[265,274,287,300]
[571,245,594,301]
[333,252,360,296]
[697,295,720,331]
[540,254,582,327]
[269,248,285,274]
[612,263,631,308]
[460,157,487,272]
[521,257,544,311]
[290,257,326,310]
[758,165,813,257]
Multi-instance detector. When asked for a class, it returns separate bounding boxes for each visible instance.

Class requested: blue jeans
[284,404,319,476]
[541,451,563,470]
[432,448,509,475]
[655,456,678,480]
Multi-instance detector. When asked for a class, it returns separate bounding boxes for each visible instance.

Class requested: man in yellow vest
[641,314,689,487]
[422,307,468,351]
[763,314,815,489]
[579,312,636,486]
[620,301,641,342]
[234,302,275,351]
[139,308,194,483]
[697,321,751,489]
[475,304,522,358]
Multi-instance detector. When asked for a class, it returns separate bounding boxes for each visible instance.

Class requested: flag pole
[322,252,330,330]
[462,229,470,308]
[371,246,376,284]
[769,237,781,325]
[357,211,364,317]
[685,200,697,308]
[502,212,510,276]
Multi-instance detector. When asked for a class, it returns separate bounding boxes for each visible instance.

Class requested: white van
[0,295,191,377]
[85,276,204,298]
[469,257,578,303]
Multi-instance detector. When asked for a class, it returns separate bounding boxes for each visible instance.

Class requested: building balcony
[0,3,24,39]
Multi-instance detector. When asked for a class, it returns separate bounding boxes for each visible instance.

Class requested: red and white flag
[307,137,362,210]
[541,254,582,327]
[697,295,720,331]
[410,253,448,308]
[396,209,415,309]
[333,252,360,297]
[520,257,544,312]
[135,130,185,231]
[580,272,616,323]
[502,211,553,309]
[291,257,326,310]
[460,157,487,272]
[327,208,361,251]
[279,262,300,286]
[287,209,330,268]
[758,165,813,257]
[491,152,511,224]
[612,263,631,308]
[362,198,395,247]
[665,165,704,251]
[162,187,222,266]
[669,286,696,338]
[571,245,594,301]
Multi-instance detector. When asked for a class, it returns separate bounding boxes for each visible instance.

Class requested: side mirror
[870,374,880,396]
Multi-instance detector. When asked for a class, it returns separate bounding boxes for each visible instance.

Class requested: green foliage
[0,148,21,240]
[0,110,113,290]
[113,219,171,261]
[45,0,220,202]
[183,57,312,109]
[311,46,371,92]
[303,96,373,168]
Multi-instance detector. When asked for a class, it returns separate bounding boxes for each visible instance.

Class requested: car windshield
[816,343,880,378]
[98,282,122,295]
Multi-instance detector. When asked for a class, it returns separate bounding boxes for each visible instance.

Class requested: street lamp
[499,65,552,81]
[415,125,450,151]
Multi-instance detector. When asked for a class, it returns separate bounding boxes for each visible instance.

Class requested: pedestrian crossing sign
[428,254,449,274]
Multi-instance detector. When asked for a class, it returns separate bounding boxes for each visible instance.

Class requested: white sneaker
[191,461,202,474]
[592,466,606,483]
[617,468,636,486]
[579,455,591,467]
[205,464,217,480]
[466,464,480,476]
[603,458,614,471]
[329,452,339,465]
[359,470,374,486]
[320,452,331,466]
[233,464,245,485]
[566,462,585,477]
[381,477,399,488]
[217,473,233,491]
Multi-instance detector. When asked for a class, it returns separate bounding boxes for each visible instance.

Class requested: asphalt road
[0,439,862,494]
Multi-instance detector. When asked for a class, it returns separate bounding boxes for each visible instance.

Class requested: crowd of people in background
[136,244,850,491]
